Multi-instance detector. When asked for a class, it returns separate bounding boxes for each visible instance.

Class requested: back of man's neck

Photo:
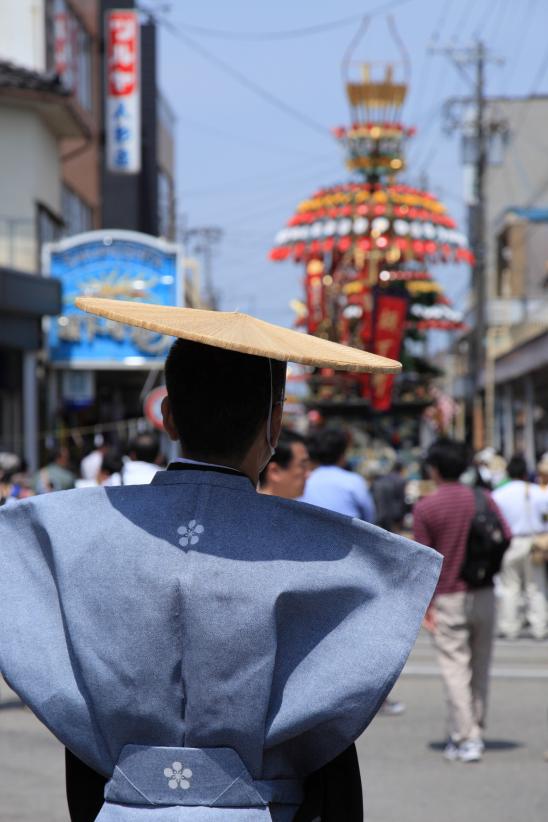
[182,452,240,471]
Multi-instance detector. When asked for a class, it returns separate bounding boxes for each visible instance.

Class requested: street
[1,632,546,821]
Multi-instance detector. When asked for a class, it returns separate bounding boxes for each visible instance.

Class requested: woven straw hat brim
[75,298,402,374]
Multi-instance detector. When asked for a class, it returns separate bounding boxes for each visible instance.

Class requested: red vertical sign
[371,295,407,411]
[106,9,141,173]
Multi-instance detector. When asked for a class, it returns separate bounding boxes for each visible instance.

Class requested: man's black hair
[307,428,349,466]
[425,437,468,481]
[507,454,528,480]
[164,339,287,461]
[129,433,159,464]
[259,430,306,486]
[100,450,123,476]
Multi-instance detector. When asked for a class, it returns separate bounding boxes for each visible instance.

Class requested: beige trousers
[498,535,547,640]
[433,588,496,743]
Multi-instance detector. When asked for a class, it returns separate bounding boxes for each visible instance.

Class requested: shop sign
[53,0,74,90]
[105,9,140,173]
[44,230,181,367]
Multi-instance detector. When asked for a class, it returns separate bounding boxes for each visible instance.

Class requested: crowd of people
[2,424,547,767]
[0,432,165,503]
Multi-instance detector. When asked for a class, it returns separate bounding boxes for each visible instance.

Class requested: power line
[449,0,477,43]
[180,154,339,198]
[158,0,416,42]
[148,1,422,140]
[157,20,331,139]
[496,0,533,93]
[409,0,454,93]
[177,114,330,160]
[472,0,502,39]
[164,11,365,41]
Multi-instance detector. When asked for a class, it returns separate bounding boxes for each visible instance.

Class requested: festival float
[269,36,471,443]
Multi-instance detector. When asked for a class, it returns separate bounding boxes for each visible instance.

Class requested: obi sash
[96,746,303,822]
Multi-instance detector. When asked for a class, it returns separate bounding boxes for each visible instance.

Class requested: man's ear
[161,396,179,442]
[271,403,284,449]
[268,462,282,485]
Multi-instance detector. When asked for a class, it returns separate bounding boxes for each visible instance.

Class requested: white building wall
[0,105,61,271]
[0,0,46,71]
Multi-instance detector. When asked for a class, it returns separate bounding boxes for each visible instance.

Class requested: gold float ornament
[346,63,407,118]
[289,298,307,318]
[386,246,401,263]
[296,187,448,216]
[347,156,407,172]
[405,280,443,295]
[306,260,324,275]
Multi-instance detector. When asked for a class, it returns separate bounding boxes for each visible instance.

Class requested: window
[49,0,93,112]
[61,186,93,237]
[74,20,92,111]
[37,203,63,270]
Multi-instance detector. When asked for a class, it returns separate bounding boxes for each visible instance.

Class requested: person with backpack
[413,438,511,763]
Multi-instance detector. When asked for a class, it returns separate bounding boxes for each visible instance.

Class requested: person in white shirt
[80,440,107,482]
[492,455,547,640]
[121,433,163,485]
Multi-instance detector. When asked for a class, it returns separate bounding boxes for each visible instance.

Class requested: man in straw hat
[0,298,441,822]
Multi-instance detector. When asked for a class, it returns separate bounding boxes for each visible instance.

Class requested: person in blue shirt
[301,429,376,523]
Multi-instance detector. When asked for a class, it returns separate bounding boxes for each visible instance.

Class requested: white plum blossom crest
[177,520,204,547]
[163,761,193,790]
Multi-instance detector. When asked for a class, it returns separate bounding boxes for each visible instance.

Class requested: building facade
[0,0,177,468]
[451,95,548,458]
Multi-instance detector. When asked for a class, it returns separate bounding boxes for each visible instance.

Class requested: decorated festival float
[269,39,472,452]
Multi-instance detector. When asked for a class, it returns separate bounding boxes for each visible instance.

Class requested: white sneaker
[458,739,483,763]
[379,698,406,716]
[443,740,460,761]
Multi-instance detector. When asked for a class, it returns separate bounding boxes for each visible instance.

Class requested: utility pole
[434,41,504,447]
[181,226,223,309]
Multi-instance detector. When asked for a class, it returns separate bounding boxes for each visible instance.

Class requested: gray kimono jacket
[0,466,441,821]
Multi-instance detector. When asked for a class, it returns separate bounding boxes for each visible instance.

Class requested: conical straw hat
[75,297,401,374]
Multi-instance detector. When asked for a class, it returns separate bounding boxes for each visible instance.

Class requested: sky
[154,0,548,327]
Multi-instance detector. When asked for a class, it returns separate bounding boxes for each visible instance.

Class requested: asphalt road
[1,632,547,821]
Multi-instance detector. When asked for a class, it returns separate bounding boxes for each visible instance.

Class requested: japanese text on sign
[105,10,140,173]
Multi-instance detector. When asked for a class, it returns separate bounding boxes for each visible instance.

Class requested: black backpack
[460,488,510,588]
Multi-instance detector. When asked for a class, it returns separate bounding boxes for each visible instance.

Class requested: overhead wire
[159,0,416,42]
[405,0,454,120]
[483,0,512,49]
[158,23,331,139]
[497,0,536,95]
[180,153,339,198]
[449,0,477,43]
[405,0,465,168]
[472,0,502,40]
[177,114,330,160]
[184,157,343,227]
[151,1,422,141]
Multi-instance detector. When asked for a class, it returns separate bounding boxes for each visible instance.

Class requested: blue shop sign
[45,230,181,366]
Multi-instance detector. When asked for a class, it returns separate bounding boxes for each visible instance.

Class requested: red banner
[305,264,325,333]
[371,295,407,411]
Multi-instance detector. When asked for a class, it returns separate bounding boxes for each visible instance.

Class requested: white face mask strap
[266,358,275,457]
